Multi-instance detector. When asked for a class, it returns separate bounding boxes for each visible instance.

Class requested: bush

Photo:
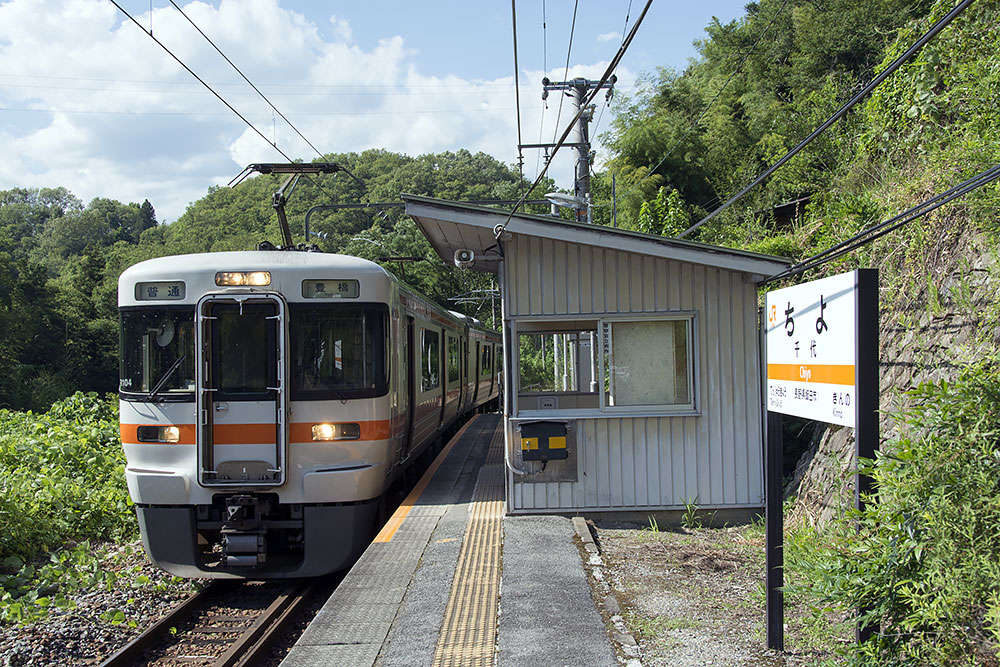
[0,392,133,563]
[787,362,1000,664]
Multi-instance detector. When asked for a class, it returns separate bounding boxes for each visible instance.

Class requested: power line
[679,0,976,238]
[622,0,634,40]
[551,0,579,142]
[0,73,524,91]
[511,0,525,190]
[107,0,291,161]
[0,105,544,117]
[535,0,548,179]
[616,0,789,221]
[762,163,1000,284]
[168,0,326,160]
[495,0,653,238]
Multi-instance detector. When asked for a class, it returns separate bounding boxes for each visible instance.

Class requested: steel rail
[99,582,223,666]
[99,580,315,667]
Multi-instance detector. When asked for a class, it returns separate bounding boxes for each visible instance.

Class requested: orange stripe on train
[120,420,393,445]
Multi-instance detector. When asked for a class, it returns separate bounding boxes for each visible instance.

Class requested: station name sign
[765,270,861,427]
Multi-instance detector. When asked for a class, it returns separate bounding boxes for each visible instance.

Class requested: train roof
[119,251,390,285]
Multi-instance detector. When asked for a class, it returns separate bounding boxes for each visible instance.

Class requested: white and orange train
[118,250,500,578]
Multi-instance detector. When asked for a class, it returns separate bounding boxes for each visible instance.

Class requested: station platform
[281,413,616,666]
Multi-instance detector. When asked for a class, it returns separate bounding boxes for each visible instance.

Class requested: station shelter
[404,195,790,518]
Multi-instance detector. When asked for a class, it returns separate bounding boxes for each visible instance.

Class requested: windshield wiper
[147,354,187,403]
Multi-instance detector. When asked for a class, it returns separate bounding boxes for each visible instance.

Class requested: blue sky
[0,0,748,220]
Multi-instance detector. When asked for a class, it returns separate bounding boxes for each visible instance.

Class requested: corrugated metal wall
[505,234,763,511]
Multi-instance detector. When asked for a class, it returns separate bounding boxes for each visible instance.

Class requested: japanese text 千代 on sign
[765,270,859,427]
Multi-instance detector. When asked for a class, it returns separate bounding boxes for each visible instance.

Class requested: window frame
[421,327,441,392]
[288,302,390,401]
[446,333,460,384]
[119,305,196,403]
[511,312,699,418]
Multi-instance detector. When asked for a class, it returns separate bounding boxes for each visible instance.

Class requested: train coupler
[221,495,269,567]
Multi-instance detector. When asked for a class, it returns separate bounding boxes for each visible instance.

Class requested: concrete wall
[504,234,764,512]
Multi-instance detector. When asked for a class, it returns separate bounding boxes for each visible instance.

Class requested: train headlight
[311,423,361,441]
[215,271,271,286]
[137,425,181,443]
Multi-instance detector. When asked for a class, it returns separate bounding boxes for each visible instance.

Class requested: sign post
[763,269,878,651]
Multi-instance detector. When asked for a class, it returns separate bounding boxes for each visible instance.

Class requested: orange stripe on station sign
[120,423,196,445]
[767,363,855,386]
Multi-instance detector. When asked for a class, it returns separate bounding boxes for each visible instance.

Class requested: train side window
[421,329,440,391]
[481,345,491,377]
[446,335,460,384]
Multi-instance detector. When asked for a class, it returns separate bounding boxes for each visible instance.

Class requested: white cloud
[597,31,620,42]
[329,15,352,42]
[0,0,632,221]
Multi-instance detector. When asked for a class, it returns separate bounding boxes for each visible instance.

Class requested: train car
[117,250,500,578]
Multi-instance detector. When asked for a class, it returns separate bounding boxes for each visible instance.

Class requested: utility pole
[519,76,615,223]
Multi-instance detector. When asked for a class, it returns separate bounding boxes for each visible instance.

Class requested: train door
[473,340,481,405]
[404,316,416,459]
[195,294,287,486]
[439,330,448,426]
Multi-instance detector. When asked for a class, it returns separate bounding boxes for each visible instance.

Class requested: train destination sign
[765,270,860,427]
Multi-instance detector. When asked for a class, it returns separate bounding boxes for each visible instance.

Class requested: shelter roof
[403,195,791,277]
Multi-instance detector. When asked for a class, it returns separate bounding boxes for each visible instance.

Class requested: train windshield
[120,308,196,397]
[289,303,388,399]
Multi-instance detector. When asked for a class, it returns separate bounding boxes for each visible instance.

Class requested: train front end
[118,251,400,578]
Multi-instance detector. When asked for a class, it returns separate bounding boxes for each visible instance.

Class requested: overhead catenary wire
[511,0,525,190]
[551,0,579,142]
[535,0,548,178]
[679,0,977,239]
[762,163,1000,284]
[590,0,636,146]
[168,0,326,160]
[108,0,291,161]
[495,0,654,239]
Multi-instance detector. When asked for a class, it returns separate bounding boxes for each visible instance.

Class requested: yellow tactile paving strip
[431,424,505,667]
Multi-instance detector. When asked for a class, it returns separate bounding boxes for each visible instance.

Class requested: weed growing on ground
[681,497,701,530]
[0,393,147,625]
[786,361,1000,664]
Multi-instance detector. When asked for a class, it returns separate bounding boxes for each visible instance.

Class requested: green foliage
[786,362,1000,664]
[517,334,557,391]
[0,392,133,562]
[682,497,701,530]
[0,149,533,411]
[636,187,690,236]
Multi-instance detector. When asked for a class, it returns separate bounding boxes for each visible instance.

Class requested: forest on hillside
[0,150,552,411]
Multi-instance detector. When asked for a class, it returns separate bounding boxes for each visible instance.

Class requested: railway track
[99,579,322,667]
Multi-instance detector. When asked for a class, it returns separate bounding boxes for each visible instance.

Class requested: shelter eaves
[402,194,791,278]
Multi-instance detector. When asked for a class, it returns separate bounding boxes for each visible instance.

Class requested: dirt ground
[592,519,847,666]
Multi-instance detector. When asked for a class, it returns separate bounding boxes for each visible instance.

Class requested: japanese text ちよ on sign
[765,270,859,427]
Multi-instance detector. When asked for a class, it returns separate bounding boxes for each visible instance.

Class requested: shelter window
[516,323,600,412]
[422,329,440,391]
[602,317,694,411]
[514,315,696,416]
